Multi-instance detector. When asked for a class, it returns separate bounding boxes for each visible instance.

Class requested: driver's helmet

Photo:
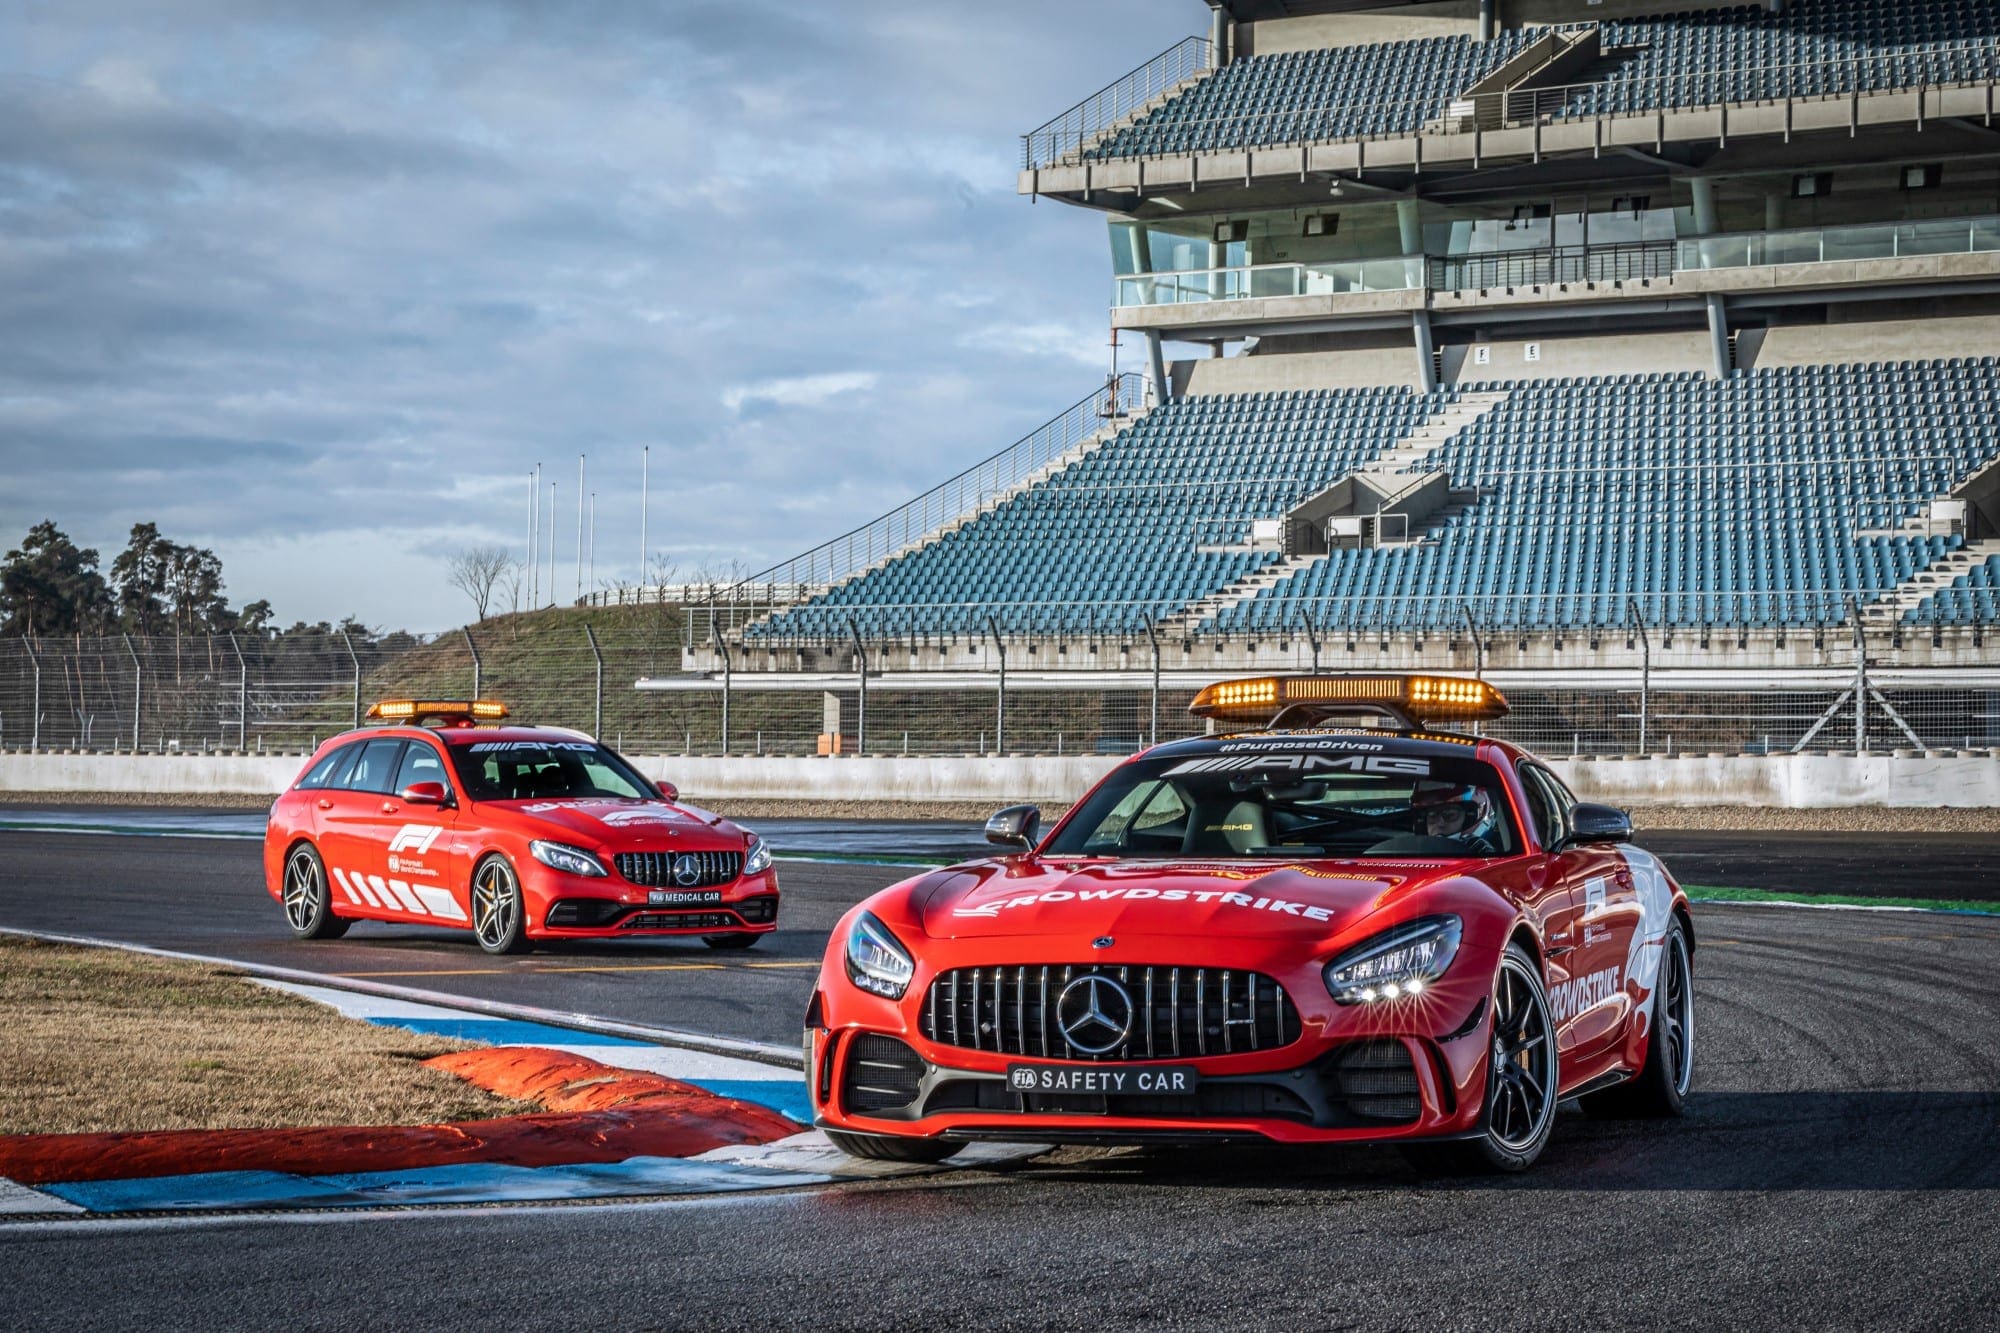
[1411,780,1497,845]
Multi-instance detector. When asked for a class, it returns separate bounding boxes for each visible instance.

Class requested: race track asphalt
[2,827,1998,1329]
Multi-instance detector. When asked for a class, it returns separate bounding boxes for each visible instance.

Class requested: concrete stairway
[1158,554,1332,636]
[1356,389,1511,547]
[1862,537,2000,624]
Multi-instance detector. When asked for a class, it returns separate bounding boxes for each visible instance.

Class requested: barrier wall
[3,750,1999,808]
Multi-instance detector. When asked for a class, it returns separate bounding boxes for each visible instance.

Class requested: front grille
[545,898,628,928]
[919,964,1301,1062]
[842,1034,924,1114]
[1328,1040,1420,1123]
[615,850,743,888]
[736,894,779,924]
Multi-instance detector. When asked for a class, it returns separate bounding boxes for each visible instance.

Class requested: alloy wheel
[283,850,323,932]
[1488,954,1556,1153]
[472,859,519,950]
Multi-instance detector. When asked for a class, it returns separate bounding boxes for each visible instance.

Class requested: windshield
[1044,744,1519,860]
[447,738,658,803]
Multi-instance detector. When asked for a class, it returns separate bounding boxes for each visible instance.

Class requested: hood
[916,856,1464,942]
[497,797,742,850]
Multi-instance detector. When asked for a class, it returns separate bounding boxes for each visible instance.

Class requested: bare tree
[447,546,513,622]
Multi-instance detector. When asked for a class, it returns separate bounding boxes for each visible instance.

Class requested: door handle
[380,801,398,814]
[316,799,333,811]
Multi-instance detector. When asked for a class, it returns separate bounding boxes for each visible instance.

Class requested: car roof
[322,724,596,748]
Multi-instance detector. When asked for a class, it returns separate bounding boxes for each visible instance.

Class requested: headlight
[742,831,773,877]
[843,912,915,1000]
[530,840,607,878]
[1324,915,1462,1004]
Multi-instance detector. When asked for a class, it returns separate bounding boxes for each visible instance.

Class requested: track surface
[4,828,1999,1328]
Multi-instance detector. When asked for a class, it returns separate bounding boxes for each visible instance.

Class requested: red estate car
[264,701,778,953]
[808,674,1693,1173]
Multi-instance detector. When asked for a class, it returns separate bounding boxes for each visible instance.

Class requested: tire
[1581,917,1693,1119]
[281,844,350,940]
[824,1129,961,1165]
[1403,942,1559,1175]
[470,854,531,955]
[702,932,761,950]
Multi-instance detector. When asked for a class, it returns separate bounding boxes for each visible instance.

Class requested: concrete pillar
[1145,329,1169,405]
[1765,194,1784,232]
[1412,311,1438,393]
[1478,0,1496,43]
[1208,3,1229,65]
[1706,293,1731,381]
[1690,177,1719,235]
[1396,199,1423,257]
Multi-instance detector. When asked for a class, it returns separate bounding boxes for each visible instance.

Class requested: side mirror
[656,780,679,803]
[985,804,1041,851]
[399,781,450,807]
[1564,803,1633,848]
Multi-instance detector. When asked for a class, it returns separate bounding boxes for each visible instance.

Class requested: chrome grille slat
[613,850,743,889]
[918,964,1301,1061]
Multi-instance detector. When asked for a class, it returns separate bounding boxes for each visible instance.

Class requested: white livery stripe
[412,885,467,921]
[328,866,363,905]
[372,875,427,914]
[331,866,380,908]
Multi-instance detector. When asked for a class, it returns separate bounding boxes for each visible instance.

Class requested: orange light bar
[366,699,510,723]
[1188,675,1508,726]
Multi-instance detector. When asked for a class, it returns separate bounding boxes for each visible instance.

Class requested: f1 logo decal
[388,824,443,854]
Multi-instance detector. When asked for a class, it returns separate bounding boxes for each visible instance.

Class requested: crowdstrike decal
[954,886,1339,923]
[1549,965,1622,1025]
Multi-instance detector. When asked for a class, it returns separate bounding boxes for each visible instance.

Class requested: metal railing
[708,374,1146,630]
[1429,239,1676,291]
[1113,256,1424,307]
[1022,35,1213,169]
[1028,37,2000,167]
[1679,213,2000,271]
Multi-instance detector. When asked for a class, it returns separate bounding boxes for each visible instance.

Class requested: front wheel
[824,1129,961,1165]
[282,844,349,940]
[1581,916,1693,1118]
[1404,942,1558,1175]
[470,855,531,955]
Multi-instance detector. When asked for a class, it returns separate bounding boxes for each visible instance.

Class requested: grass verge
[1685,884,2000,916]
[0,937,535,1136]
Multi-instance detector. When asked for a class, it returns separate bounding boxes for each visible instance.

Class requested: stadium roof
[1211,0,1439,21]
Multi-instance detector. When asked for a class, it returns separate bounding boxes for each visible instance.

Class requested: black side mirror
[1564,803,1633,848]
[985,804,1041,850]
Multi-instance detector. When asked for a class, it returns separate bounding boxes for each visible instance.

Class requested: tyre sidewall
[285,843,339,940]
[473,853,529,955]
[1476,943,1558,1172]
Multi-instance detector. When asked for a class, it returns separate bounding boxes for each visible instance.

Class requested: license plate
[1005,1063,1199,1097]
[647,889,722,906]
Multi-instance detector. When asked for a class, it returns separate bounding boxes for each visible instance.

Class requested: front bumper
[523,864,781,939]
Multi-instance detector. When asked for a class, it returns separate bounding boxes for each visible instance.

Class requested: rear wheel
[824,1129,961,1165]
[1404,942,1557,1175]
[282,844,349,940]
[471,855,531,955]
[1581,917,1693,1118]
[702,933,761,950]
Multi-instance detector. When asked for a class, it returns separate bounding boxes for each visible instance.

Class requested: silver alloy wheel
[283,849,323,932]
[1661,928,1695,1097]
[1488,953,1557,1153]
[472,858,519,950]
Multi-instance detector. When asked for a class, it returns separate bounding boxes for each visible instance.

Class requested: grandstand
[690,0,2000,739]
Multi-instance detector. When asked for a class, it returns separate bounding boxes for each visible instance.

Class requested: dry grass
[0,937,536,1135]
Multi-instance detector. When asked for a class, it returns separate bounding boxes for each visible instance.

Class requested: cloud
[721,371,879,415]
[0,0,1196,627]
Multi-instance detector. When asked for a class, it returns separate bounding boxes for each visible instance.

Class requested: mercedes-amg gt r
[807,674,1693,1172]
[264,700,778,953]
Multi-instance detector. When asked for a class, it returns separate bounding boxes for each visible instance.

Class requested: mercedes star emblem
[672,854,702,887]
[1056,974,1134,1055]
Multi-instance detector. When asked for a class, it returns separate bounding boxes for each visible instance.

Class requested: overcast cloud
[0,0,1192,629]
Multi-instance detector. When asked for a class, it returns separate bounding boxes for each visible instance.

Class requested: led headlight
[742,831,773,877]
[844,911,915,1000]
[529,840,607,878]
[1324,915,1462,1004]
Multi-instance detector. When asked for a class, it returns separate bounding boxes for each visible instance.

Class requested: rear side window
[342,739,408,794]
[1520,764,1574,849]
[298,741,362,790]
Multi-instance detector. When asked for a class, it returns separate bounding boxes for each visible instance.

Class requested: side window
[1520,764,1573,850]
[342,739,408,794]
[392,741,449,796]
[298,741,361,790]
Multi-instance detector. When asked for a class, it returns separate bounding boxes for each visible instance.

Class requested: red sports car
[264,701,778,953]
[807,674,1693,1172]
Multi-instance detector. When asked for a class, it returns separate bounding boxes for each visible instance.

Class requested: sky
[0,0,1199,630]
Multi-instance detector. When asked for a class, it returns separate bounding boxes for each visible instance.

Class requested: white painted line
[0,1177,85,1216]
[0,927,803,1068]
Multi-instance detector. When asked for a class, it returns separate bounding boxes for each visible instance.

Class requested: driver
[1411,780,1500,854]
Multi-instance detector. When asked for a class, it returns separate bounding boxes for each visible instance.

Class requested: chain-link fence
[4,614,1996,760]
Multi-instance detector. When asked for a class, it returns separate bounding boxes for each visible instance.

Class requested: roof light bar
[366,699,510,724]
[1188,674,1508,728]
